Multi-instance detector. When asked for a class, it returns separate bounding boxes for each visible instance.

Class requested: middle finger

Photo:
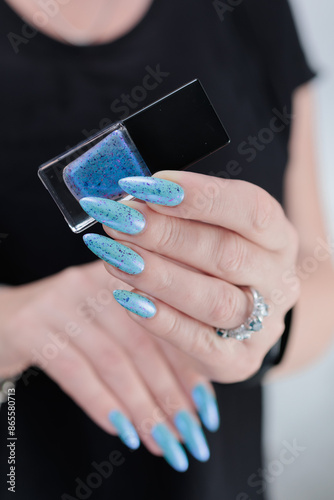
[82,198,276,285]
[83,233,251,330]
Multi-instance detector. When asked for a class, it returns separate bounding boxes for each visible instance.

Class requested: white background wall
[264,1,334,499]
[289,0,334,236]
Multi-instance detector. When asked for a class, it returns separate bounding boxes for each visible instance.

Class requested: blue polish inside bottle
[63,125,151,201]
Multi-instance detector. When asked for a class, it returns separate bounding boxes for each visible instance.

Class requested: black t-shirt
[0,1,314,499]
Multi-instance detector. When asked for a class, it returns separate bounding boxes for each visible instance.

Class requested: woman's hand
[82,171,300,383]
[0,260,219,470]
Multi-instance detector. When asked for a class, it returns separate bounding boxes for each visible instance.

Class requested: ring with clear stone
[215,287,269,341]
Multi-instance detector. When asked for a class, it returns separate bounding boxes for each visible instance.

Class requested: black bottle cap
[38,79,230,232]
[124,79,230,172]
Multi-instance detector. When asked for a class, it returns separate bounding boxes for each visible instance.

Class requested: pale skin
[0,262,211,455]
[2,0,334,456]
[5,0,154,45]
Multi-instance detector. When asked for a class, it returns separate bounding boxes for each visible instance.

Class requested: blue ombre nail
[192,384,220,432]
[39,81,229,233]
[83,234,144,274]
[174,410,210,462]
[119,177,184,206]
[151,423,188,472]
[113,290,156,318]
[109,410,140,450]
[80,197,146,234]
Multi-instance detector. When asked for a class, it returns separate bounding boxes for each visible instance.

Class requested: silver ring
[216,287,269,341]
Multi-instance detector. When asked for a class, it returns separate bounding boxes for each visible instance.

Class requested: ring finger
[105,309,220,433]
[83,234,251,330]
[101,200,278,286]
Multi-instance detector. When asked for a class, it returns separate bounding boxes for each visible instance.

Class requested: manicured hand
[0,260,219,471]
[81,171,300,383]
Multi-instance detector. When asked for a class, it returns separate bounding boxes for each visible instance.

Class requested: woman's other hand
[0,260,219,470]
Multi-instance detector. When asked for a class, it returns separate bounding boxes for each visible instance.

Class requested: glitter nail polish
[79,197,146,234]
[38,80,230,233]
[112,290,156,318]
[118,177,184,206]
[63,125,151,202]
[83,234,144,275]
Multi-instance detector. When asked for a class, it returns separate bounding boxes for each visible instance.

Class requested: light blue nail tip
[151,423,188,472]
[83,233,144,275]
[80,197,146,234]
[192,385,220,432]
[113,290,156,318]
[109,410,140,450]
[118,176,184,206]
[174,410,210,462]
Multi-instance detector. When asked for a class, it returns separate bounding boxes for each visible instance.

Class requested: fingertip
[112,289,157,318]
[108,410,141,450]
[191,384,220,433]
[118,176,184,207]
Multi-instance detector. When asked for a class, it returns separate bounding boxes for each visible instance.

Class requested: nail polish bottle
[38,79,230,232]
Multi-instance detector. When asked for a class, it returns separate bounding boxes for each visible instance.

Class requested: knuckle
[216,234,247,275]
[203,184,224,219]
[207,288,239,326]
[155,216,182,253]
[188,329,216,356]
[162,313,182,342]
[154,263,174,294]
[251,189,278,233]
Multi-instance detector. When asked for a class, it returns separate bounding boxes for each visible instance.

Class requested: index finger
[119,171,292,251]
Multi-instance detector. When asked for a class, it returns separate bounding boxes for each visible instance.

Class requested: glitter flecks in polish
[113,290,156,318]
[63,125,151,201]
[83,234,144,275]
[118,177,184,206]
[80,197,146,234]
[192,384,220,432]
[108,410,140,450]
[151,423,189,472]
[174,410,210,462]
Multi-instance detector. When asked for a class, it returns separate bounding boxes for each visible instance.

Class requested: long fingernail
[80,197,146,234]
[151,423,188,472]
[192,384,220,432]
[118,177,184,206]
[174,410,210,462]
[113,290,156,318]
[108,410,140,450]
[83,234,144,274]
